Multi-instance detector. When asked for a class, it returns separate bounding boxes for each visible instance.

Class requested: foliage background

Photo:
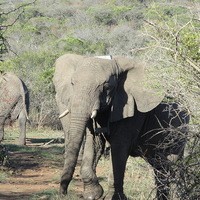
[0,0,199,127]
[0,0,199,199]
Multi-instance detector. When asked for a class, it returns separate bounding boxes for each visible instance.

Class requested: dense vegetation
[0,0,199,199]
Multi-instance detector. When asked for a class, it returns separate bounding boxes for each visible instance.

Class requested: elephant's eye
[99,83,114,110]
[103,83,110,93]
[71,78,74,85]
[104,83,111,89]
[104,83,114,93]
[103,83,115,100]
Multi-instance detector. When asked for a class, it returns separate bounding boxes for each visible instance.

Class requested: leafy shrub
[141,3,200,199]
[179,31,200,62]
[87,4,135,26]
[0,60,15,72]
[56,36,108,55]
[146,4,190,23]
[19,5,43,22]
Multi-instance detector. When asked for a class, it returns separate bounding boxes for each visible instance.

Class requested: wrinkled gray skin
[53,54,165,199]
[0,72,29,145]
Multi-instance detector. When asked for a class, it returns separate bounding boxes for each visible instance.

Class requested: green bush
[146,4,190,23]
[142,3,200,199]
[56,36,108,55]
[0,60,15,72]
[179,31,200,62]
[19,5,43,22]
[87,4,135,25]
[37,67,55,94]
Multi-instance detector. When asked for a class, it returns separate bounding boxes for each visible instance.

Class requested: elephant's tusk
[91,110,97,119]
[59,109,69,119]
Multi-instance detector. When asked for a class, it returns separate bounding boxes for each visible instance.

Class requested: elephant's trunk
[60,112,89,194]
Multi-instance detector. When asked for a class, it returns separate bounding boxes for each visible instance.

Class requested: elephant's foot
[59,186,67,195]
[83,182,104,200]
[104,192,128,200]
[59,181,68,195]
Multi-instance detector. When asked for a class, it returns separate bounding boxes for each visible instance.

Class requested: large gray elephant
[53,54,189,200]
[0,72,29,145]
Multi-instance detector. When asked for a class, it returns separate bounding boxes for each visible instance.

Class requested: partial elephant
[53,54,166,199]
[106,100,189,200]
[0,72,29,145]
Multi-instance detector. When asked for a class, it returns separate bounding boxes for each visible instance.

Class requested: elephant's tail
[20,79,30,123]
[22,92,31,125]
[25,109,31,125]
[11,96,30,123]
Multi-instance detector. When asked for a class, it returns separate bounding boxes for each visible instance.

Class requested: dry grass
[1,128,157,200]
[97,157,155,200]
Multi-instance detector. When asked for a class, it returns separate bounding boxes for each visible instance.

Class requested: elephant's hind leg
[81,127,105,200]
[18,109,27,145]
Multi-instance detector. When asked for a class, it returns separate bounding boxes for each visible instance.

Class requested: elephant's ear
[53,54,86,112]
[110,57,164,122]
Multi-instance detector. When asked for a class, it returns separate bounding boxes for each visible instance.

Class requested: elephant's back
[0,72,22,96]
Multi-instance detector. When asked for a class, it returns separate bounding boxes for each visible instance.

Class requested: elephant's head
[53,54,163,193]
[54,54,163,121]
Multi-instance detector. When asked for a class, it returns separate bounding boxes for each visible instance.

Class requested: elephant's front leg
[107,144,129,200]
[104,119,136,200]
[81,127,105,200]
[104,152,115,200]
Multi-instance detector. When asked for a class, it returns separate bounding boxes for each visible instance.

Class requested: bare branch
[0,0,37,57]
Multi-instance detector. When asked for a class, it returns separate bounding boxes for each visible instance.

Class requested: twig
[43,133,64,146]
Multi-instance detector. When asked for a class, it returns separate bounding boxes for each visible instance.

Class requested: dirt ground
[0,134,154,200]
[0,139,84,200]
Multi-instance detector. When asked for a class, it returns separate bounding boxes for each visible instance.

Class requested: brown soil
[0,139,84,200]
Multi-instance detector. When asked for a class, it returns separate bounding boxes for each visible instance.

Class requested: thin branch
[175,19,193,37]
[184,57,200,73]
[143,19,160,31]
[43,133,64,146]
[0,0,37,56]
[0,0,37,29]
[131,45,200,73]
